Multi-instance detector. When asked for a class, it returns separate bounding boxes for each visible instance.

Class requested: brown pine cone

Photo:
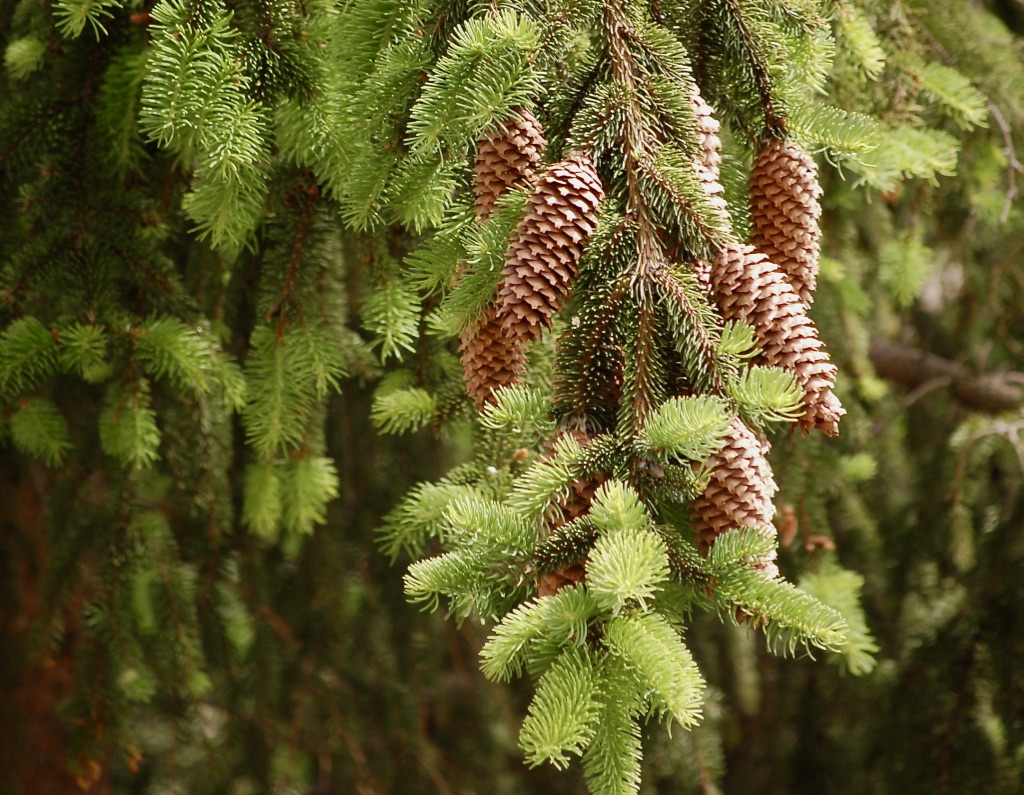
[473,108,547,221]
[749,139,822,305]
[690,418,779,578]
[494,152,604,341]
[459,307,527,406]
[537,564,586,597]
[709,244,845,436]
[691,88,729,216]
[692,257,712,293]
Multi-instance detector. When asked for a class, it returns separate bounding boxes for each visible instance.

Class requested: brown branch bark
[869,339,1024,413]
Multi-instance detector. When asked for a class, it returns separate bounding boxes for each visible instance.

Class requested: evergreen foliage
[2,0,1024,791]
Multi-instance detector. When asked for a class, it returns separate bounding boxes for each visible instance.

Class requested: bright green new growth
[10,397,72,466]
[519,649,601,768]
[587,526,670,613]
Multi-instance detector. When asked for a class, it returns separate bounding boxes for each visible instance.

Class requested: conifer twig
[987,101,1024,224]
[723,0,786,137]
[266,177,319,327]
[869,339,1024,413]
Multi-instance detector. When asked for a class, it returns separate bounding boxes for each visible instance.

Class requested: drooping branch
[722,0,786,137]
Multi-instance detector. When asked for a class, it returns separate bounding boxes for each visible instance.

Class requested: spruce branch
[0,316,59,397]
[649,264,727,392]
[362,274,421,363]
[711,565,849,656]
[535,519,599,576]
[553,246,630,424]
[100,381,162,470]
[635,395,732,463]
[378,480,480,560]
[587,480,652,535]
[603,612,704,728]
[701,525,776,571]
[370,387,437,434]
[406,10,542,157]
[279,454,339,535]
[519,649,600,769]
[444,495,537,558]
[243,461,283,539]
[719,0,787,137]
[135,316,218,396]
[616,279,665,435]
[57,323,112,383]
[242,324,346,459]
[587,526,670,614]
[799,562,879,675]
[479,384,555,438]
[727,365,804,426]
[785,101,881,162]
[53,0,122,39]
[582,654,644,795]
[9,397,73,466]
[4,37,48,79]
[836,6,886,80]
[508,432,583,517]
[440,189,530,336]
[480,587,598,682]
[917,61,989,131]
[869,340,1024,414]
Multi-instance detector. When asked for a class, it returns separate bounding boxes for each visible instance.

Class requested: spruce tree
[1,0,1022,793]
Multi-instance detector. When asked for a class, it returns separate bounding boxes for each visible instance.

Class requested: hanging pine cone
[459,307,528,406]
[709,243,845,436]
[690,418,779,578]
[494,152,604,341]
[473,108,547,220]
[691,88,729,217]
[537,564,587,597]
[749,138,822,305]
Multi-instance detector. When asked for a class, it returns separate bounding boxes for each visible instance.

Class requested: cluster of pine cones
[459,95,844,589]
[690,89,843,579]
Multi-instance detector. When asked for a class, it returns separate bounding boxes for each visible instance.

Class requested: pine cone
[495,153,604,341]
[459,307,527,406]
[692,257,712,293]
[749,139,822,305]
[473,108,547,221]
[691,88,729,216]
[710,244,845,436]
[690,418,779,578]
[537,564,586,597]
